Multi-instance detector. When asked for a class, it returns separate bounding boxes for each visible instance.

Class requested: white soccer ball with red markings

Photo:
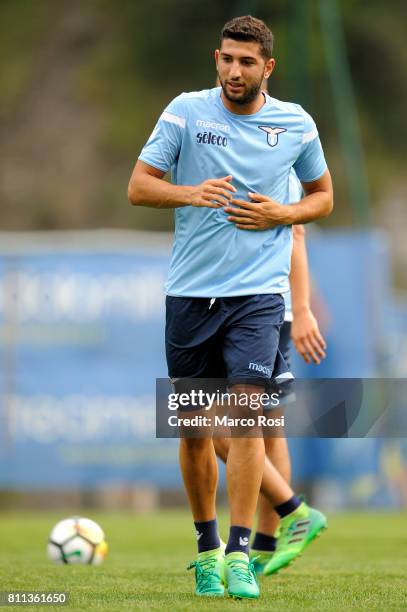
[47,517,108,565]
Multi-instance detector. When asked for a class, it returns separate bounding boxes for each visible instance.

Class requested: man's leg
[179,437,218,522]
[254,321,293,555]
[227,438,264,522]
[250,433,291,572]
[165,294,229,596]
[214,432,296,557]
[213,433,293,512]
[224,385,266,538]
[222,384,265,600]
[256,436,291,535]
[214,429,327,577]
[180,435,226,597]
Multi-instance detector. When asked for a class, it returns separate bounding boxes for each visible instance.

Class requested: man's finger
[210,178,236,192]
[207,197,229,206]
[202,193,227,206]
[294,339,311,364]
[206,186,234,201]
[302,337,321,364]
[204,202,222,209]
[235,223,261,230]
[224,206,256,217]
[313,329,327,351]
[228,215,256,224]
[203,192,231,205]
[309,332,326,359]
[230,198,258,210]
[248,192,271,203]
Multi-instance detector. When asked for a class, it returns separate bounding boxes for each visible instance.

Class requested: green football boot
[187,546,225,597]
[224,552,259,600]
[250,526,280,575]
[250,549,274,575]
[263,502,327,576]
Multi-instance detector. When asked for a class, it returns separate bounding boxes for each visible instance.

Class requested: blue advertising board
[0,231,405,508]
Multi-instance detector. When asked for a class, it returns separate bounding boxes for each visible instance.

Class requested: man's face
[215,38,274,106]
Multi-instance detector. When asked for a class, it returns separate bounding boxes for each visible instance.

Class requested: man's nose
[229,61,242,79]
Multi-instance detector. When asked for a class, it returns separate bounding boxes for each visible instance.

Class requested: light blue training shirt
[139,87,327,297]
[283,170,304,321]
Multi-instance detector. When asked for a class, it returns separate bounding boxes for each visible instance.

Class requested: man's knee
[180,437,213,455]
[229,437,265,452]
[213,437,230,462]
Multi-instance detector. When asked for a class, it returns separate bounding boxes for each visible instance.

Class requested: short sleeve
[138,94,187,173]
[288,169,303,201]
[293,109,327,183]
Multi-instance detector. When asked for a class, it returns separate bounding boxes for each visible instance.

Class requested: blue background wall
[0,231,406,508]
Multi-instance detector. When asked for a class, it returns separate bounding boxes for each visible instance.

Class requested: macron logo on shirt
[196,119,230,133]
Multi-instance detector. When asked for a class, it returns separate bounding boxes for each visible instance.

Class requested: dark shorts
[266,320,294,409]
[165,294,289,393]
[279,321,292,370]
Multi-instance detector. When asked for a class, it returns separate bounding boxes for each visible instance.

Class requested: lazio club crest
[259,125,286,147]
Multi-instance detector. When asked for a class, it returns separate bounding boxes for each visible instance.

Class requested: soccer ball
[47,517,108,565]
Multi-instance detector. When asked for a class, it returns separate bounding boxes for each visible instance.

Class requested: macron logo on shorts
[249,362,272,377]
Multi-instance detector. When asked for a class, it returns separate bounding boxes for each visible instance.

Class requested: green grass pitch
[0,510,406,610]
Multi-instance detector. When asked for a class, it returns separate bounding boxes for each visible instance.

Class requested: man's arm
[289,169,333,224]
[128,160,236,210]
[223,169,333,229]
[289,225,326,364]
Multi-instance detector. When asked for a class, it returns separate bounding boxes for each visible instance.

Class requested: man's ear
[214,49,220,67]
[264,58,276,80]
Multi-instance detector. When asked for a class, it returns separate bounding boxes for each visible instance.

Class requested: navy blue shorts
[279,321,292,370]
[266,320,294,408]
[165,294,289,392]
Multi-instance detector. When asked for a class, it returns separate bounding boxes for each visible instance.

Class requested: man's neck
[220,90,266,115]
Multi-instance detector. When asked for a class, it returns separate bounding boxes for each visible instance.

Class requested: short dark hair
[220,15,273,59]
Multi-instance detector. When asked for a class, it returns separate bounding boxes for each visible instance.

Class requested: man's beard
[219,75,263,106]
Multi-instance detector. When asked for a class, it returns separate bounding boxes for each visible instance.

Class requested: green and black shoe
[263,502,327,576]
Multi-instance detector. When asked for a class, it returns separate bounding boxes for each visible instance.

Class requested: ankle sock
[274,495,301,518]
[251,531,277,552]
[225,526,251,556]
[194,518,220,553]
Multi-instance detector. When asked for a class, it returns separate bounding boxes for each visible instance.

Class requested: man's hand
[190,175,236,209]
[291,307,326,365]
[224,192,290,229]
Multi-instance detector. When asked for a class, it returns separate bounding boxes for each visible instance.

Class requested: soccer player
[128,15,333,600]
[214,170,328,577]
